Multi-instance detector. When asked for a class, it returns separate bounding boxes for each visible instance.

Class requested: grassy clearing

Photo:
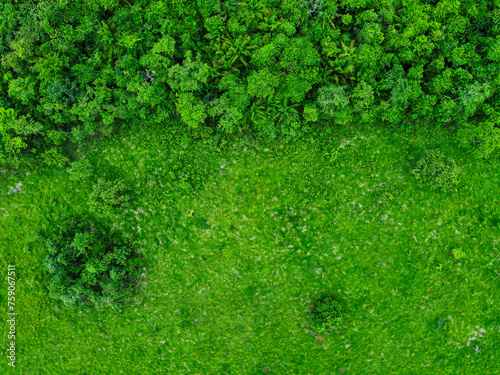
[1,123,499,374]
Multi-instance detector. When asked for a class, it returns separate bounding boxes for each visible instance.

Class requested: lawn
[1,122,499,374]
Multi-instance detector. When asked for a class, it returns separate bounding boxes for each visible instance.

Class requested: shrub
[67,159,93,181]
[39,148,69,168]
[88,178,130,217]
[311,296,343,334]
[43,218,141,308]
[413,150,461,191]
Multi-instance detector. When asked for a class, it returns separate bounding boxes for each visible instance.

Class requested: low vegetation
[1,122,498,373]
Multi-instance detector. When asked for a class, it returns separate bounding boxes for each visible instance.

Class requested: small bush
[413,150,460,191]
[195,217,210,229]
[43,218,141,308]
[311,296,343,334]
[67,159,93,181]
[88,178,130,217]
[452,248,467,260]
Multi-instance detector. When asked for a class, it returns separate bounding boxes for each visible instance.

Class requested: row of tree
[1,0,499,166]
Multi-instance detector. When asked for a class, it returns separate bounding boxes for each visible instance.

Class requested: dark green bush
[88,178,130,217]
[43,217,141,308]
[195,217,210,229]
[413,150,461,191]
[311,296,343,334]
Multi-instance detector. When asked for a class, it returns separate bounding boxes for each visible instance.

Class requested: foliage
[42,217,141,308]
[452,248,467,260]
[247,68,280,99]
[0,107,44,165]
[5,124,500,373]
[317,85,352,125]
[413,149,461,191]
[175,92,207,129]
[456,117,500,159]
[167,51,210,93]
[207,74,250,133]
[311,296,343,334]
[351,80,375,123]
[0,0,498,155]
[88,178,130,217]
[302,102,318,122]
[300,0,324,18]
[67,159,93,181]
[39,147,69,168]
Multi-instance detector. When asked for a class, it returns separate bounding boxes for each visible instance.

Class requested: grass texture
[1,123,499,374]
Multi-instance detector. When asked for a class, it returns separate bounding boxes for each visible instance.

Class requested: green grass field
[1,122,499,374]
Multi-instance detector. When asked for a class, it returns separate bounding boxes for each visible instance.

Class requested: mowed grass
[1,123,499,374]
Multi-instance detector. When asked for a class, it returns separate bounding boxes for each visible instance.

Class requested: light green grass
[1,124,499,374]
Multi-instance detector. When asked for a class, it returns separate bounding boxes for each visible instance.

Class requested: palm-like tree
[270,98,300,126]
[208,34,257,80]
[319,40,357,85]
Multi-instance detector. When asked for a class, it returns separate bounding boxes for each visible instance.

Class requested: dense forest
[1,0,499,167]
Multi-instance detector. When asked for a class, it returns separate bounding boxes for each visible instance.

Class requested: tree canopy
[1,0,499,166]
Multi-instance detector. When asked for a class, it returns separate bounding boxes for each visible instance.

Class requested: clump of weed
[311,296,343,333]
[412,150,460,191]
[42,217,141,309]
[451,248,467,261]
